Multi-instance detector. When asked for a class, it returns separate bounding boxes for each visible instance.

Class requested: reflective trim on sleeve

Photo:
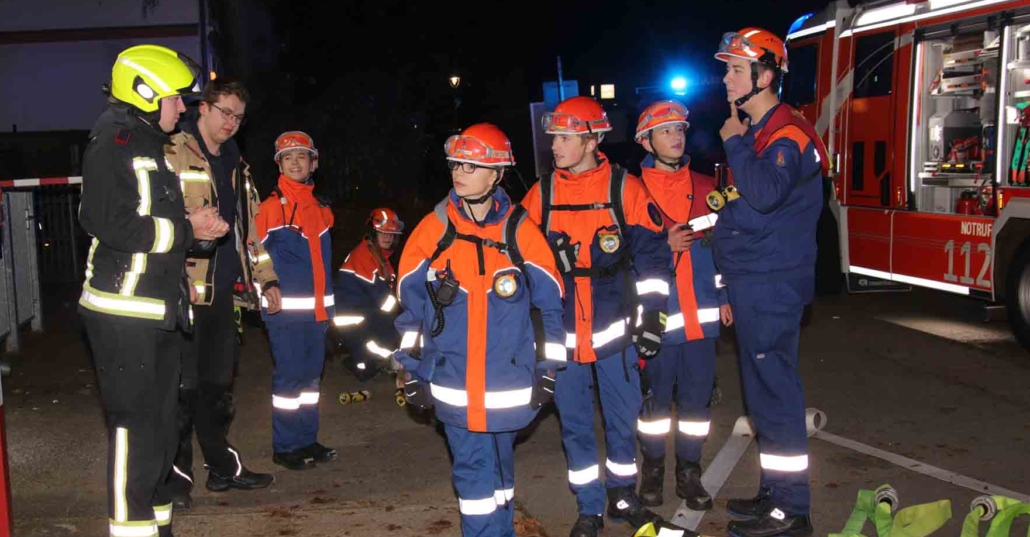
[544,342,567,362]
[152,217,175,254]
[400,331,419,349]
[715,274,725,288]
[365,340,394,359]
[380,294,398,312]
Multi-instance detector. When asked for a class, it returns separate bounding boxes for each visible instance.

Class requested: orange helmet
[274,131,319,170]
[368,207,404,234]
[542,96,612,135]
[715,27,789,73]
[635,100,690,142]
[444,123,515,167]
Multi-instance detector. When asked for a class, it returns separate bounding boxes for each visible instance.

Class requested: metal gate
[0,189,43,353]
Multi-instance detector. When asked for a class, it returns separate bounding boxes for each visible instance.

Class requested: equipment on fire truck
[1009,103,1030,185]
[928,111,981,163]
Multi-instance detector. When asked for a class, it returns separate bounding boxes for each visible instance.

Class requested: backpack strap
[608,164,628,241]
[540,173,553,235]
[430,197,456,263]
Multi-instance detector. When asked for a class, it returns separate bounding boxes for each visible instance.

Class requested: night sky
[215,0,831,250]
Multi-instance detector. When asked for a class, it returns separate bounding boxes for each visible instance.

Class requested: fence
[0,177,83,352]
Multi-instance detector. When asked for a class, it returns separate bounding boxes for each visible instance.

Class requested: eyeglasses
[209,102,246,125]
[447,160,481,173]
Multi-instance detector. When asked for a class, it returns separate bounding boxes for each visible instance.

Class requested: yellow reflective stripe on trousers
[123,157,159,296]
[109,519,158,537]
[79,284,166,321]
[153,503,172,526]
[114,427,129,521]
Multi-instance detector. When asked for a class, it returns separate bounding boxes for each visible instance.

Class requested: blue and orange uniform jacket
[521,154,672,363]
[393,188,566,433]
[640,157,727,344]
[713,104,828,291]
[333,238,398,351]
[255,175,335,326]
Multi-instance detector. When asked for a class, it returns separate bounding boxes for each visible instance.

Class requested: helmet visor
[444,134,512,164]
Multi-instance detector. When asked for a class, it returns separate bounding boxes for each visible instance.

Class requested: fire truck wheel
[1005,244,1030,350]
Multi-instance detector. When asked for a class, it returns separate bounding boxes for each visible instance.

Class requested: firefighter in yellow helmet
[78,44,229,537]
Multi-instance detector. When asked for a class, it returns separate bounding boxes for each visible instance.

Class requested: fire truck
[783,0,1030,349]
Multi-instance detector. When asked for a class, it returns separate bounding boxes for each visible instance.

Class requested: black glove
[633,310,666,359]
[550,235,579,275]
[530,368,557,411]
[639,366,659,419]
[187,239,217,257]
[404,376,433,410]
[176,273,192,334]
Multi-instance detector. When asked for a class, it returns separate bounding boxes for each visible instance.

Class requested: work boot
[568,514,604,537]
[301,442,338,463]
[727,489,773,519]
[273,449,316,471]
[206,467,274,492]
[606,485,662,529]
[728,508,813,537]
[675,458,713,511]
[638,456,665,507]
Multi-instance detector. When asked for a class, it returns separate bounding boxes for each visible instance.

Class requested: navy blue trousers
[728,279,810,515]
[638,338,716,462]
[269,321,327,453]
[444,424,517,537]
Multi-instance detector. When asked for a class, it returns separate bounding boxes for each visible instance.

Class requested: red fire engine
[784,0,1030,349]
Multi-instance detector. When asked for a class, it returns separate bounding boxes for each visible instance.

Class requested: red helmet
[368,207,404,234]
[444,123,515,167]
[715,27,789,73]
[274,131,319,170]
[635,100,690,142]
[542,96,612,135]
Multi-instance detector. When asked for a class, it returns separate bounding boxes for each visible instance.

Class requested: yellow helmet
[110,44,200,113]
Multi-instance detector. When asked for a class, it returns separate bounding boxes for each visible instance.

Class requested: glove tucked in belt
[550,235,580,275]
[404,375,433,410]
[633,310,666,359]
[530,367,557,411]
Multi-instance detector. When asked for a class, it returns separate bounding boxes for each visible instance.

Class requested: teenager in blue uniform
[256,131,337,471]
[393,123,567,537]
[633,100,734,511]
[714,27,829,537]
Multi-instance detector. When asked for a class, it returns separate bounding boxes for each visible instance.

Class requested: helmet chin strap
[646,132,684,170]
[461,170,503,226]
[734,62,767,108]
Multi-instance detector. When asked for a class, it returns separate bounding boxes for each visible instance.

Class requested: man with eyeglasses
[163,77,277,509]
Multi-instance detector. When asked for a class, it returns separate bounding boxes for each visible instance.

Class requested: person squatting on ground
[78,44,227,537]
[393,123,567,537]
[255,131,339,471]
[331,208,405,381]
[520,96,672,537]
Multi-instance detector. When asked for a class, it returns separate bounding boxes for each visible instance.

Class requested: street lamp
[448,75,461,89]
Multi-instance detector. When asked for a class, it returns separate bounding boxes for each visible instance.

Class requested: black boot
[273,449,316,471]
[675,458,713,511]
[727,489,774,519]
[728,508,813,537]
[638,456,665,507]
[568,514,604,537]
[606,485,662,529]
[206,467,275,491]
[301,442,338,463]
[167,388,196,510]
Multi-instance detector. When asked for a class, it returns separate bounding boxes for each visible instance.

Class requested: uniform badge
[493,274,518,298]
[776,151,786,167]
[646,203,663,227]
[598,232,621,254]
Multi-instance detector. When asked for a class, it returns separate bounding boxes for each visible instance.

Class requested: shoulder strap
[540,173,553,235]
[503,204,528,268]
[430,197,456,263]
[608,165,628,239]
[753,104,831,179]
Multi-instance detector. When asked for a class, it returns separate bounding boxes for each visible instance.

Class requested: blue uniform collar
[448,187,512,225]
